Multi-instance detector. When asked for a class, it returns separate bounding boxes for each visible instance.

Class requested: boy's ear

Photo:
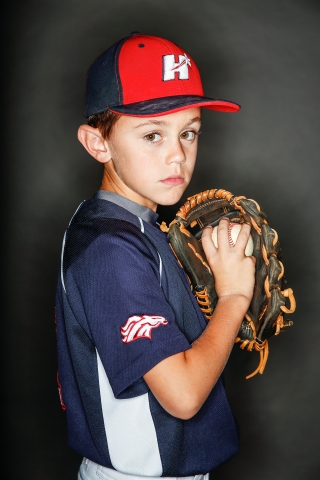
[77,125,112,163]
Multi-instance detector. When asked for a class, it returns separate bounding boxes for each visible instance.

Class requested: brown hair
[87,110,121,139]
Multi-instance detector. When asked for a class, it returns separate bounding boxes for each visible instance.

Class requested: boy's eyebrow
[134,120,169,128]
[134,116,202,129]
[186,116,202,126]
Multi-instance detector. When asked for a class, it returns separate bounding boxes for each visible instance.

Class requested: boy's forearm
[143,294,249,419]
[184,294,249,401]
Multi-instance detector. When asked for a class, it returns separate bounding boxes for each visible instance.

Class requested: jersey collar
[94,190,159,226]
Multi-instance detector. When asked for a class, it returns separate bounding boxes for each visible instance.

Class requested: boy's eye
[144,133,161,143]
[180,131,196,140]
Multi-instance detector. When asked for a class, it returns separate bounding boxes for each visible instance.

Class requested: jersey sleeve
[64,219,191,399]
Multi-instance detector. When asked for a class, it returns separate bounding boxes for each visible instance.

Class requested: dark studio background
[3,1,320,479]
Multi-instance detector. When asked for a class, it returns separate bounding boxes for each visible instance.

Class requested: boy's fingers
[234,223,251,251]
[202,219,231,253]
[202,226,214,244]
[216,218,231,251]
[202,221,254,259]
[201,226,218,260]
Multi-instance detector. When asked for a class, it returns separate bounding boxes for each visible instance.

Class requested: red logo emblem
[120,315,168,343]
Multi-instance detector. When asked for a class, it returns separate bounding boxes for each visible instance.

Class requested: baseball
[211,222,254,256]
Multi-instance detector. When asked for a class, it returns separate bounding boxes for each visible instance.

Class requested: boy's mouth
[161,175,184,186]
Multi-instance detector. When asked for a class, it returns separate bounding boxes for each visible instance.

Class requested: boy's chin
[157,193,185,207]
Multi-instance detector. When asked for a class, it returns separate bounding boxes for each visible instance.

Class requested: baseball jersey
[55,190,239,476]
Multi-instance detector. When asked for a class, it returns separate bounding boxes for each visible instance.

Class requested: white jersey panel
[96,351,163,476]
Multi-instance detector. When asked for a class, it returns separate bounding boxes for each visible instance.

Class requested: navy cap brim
[106,95,240,117]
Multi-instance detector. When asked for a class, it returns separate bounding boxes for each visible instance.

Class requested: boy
[55,33,255,480]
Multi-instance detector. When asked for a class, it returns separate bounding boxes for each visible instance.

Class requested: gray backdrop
[4,1,320,479]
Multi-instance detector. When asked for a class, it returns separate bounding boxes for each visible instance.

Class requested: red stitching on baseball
[228,223,236,247]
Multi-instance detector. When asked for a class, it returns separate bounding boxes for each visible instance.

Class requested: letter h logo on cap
[163,53,191,81]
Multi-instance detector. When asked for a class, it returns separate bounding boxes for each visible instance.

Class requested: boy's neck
[100,163,158,212]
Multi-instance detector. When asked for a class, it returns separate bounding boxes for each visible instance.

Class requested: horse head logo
[120,315,168,343]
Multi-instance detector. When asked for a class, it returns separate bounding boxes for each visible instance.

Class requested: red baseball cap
[84,32,240,117]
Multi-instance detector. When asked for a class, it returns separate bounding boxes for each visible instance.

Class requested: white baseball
[211,222,254,256]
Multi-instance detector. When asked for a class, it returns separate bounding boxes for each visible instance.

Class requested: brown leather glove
[161,189,296,379]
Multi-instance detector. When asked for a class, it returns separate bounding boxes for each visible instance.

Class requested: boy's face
[103,107,201,211]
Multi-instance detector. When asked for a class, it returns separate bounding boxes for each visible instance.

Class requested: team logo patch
[120,315,168,343]
[163,53,191,81]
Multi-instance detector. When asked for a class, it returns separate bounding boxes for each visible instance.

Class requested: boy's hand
[201,219,256,306]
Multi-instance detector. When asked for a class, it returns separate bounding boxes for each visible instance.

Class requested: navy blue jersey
[55,191,239,476]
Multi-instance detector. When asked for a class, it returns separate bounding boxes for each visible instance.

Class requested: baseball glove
[160,189,296,379]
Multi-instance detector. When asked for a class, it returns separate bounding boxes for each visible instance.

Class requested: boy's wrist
[215,294,251,317]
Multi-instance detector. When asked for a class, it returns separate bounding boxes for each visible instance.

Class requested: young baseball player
[55,33,255,480]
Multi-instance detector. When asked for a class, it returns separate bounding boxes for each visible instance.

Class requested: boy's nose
[166,139,186,165]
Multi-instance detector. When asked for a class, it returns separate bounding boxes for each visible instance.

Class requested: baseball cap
[84,32,240,117]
